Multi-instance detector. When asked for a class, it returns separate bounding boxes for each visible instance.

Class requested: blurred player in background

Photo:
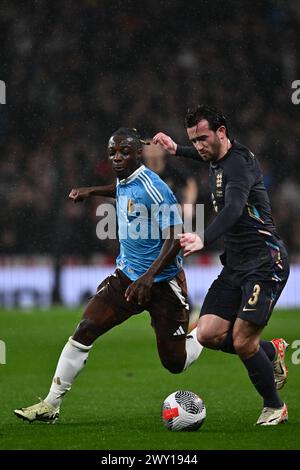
[142,138,198,225]
[14,128,202,423]
[154,105,290,426]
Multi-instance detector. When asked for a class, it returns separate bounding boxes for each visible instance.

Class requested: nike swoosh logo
[275,363,285,375]
[35,412,48,418]
[242,307,256,311]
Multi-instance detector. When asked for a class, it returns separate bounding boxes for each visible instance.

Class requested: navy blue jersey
[176,141,287,273]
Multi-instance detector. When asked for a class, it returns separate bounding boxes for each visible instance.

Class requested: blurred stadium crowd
[0,0,299,261]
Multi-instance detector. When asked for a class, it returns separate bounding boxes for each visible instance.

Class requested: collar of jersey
[117,165,146,185]
[210,139,235,168]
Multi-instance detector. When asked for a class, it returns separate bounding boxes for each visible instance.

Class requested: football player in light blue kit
[116,153,182,284]
[14,128,203,423]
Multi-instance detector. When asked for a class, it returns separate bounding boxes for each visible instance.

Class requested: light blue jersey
[116,165,183,282]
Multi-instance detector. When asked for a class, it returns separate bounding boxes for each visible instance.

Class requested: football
[162,390,206,431]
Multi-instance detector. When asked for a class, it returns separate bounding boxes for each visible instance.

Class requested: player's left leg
[149,270,203,374]
[220,255,290,389]
[233,273,289,425]
[232,318,287,425]
[14,270,143,423]
[264,258,290,390]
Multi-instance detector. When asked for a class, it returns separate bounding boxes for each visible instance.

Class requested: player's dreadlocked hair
[111,128,150,149]
[184,105,229,138]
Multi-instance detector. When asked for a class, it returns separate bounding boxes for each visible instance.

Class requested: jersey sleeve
[225,152,256,194]
[176,145,200,161]
[204,154,256,246]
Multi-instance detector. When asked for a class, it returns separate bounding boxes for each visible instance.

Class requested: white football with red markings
[162,390,206,431]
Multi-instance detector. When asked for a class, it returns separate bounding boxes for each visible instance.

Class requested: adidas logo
[173,326,185,336]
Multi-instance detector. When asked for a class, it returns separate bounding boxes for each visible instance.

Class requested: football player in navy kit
[154,105,290,425]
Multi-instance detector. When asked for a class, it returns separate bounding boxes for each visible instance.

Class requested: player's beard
[201,136,221,162]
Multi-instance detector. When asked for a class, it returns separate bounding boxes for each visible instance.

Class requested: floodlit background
[1,0,300,453]
[0,0,299,308]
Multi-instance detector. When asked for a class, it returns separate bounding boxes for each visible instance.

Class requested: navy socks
[220,330,276,362]
[260,340,276,362]
[242,347,283,408]
[219,330,281,408]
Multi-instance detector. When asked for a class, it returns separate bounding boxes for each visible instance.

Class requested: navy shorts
[200,257,290,327]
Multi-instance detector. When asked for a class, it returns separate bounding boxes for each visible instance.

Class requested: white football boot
[14,400,59,423]
[256,403,288,426]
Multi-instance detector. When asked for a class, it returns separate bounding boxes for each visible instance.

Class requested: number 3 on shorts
[248,284,261,306]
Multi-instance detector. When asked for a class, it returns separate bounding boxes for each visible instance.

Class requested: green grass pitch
[0,307,299,450]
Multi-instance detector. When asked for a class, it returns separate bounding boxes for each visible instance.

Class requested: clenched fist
[68,187,92,203]
[152,132,177,155]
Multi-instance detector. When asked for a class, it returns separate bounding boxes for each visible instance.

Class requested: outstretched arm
[153,132,200,161]
[69,182,116,202]
[125,224,182,305]
[203,187,248,246]
[179,187,247,257]
[204,155,256,245]
[180,156,256,255]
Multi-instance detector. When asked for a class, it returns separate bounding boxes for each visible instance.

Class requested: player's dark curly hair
[112,127,149,149]
[184,105,229,138]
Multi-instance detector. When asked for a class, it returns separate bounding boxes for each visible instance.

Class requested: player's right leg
[198,269,287,372]
[14,270,141,423]
[149,270,203,374]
